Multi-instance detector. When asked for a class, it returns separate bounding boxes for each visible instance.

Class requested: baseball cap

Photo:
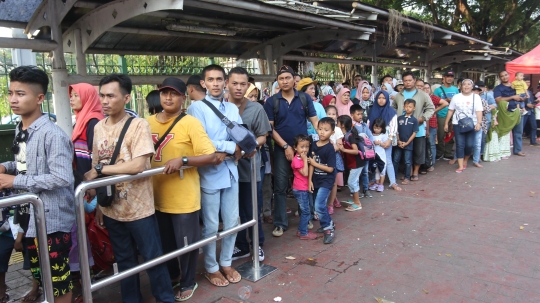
[475,80,485,87]
[160,77,187,94]
[443,70,455,77]
[277,65,295,77]
[472,85,482,91]
[186,75,202,87]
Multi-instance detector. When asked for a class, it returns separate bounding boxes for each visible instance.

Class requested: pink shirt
[291,154,308,191]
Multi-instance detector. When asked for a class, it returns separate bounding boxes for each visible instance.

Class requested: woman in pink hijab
[335,87,353,117]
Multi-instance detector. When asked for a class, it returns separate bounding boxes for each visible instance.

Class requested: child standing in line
[308,117,337,244]
[393,99,418,185]
[324,105,344,214]
[337,115,366,212]
[350,105,375,199]
[291,134,318,240]
[368,118,389,192]
[510,72,528,113]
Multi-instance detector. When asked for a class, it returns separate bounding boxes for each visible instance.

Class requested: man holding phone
[434,70,458,160]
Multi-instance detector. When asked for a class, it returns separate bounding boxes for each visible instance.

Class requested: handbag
[202,99,258,154]
[95,117,134,207]
[456,95,476,133]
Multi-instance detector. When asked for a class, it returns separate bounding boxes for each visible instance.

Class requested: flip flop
[204,272,229,287]
[341,200,354,204]
[411,175,419,181]
[175,283,198,302]
[455,169,463,173]
[401,179,410,185]
[220,267,241,284]
[345,204,362,211]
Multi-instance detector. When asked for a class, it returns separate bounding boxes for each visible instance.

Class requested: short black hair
[354,75,362,79]
[9,66,49,95]
[342,81,350,86]
[404,98,416,107]
[145,90,163,115]
[294,73,301,78]
[228,66,250,79]
[99,74,132,95]
[189,82,206,93]
[248,76,255,84]
[201,64,226,80]
[318,117,335,131]
[293,134,310,147]
[350,104,364,115]
[380,75,392,84]
[402,71,416,80]
[457,78,464,85]
[325,105,337,114]
[337,115,352,132]
[328,81,335,87]
[370,117,387,134]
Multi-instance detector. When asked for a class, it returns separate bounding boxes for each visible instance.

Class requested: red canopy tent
[506,44,540,81]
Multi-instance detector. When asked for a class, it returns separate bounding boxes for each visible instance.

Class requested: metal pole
[250,157,260,270]
[0,194,54,303]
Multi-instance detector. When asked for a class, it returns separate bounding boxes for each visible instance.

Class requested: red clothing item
[429,95,441,129]
[291,154,308,190]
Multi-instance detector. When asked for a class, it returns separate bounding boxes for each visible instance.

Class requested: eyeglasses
[12,130,28,155]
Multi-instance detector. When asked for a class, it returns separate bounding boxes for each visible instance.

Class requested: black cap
[277,65,295,77]
[160,77,187,94]
[186,75,202,86]
[475,80,485,87]
[472,85,482,91]
[443,70,455,77]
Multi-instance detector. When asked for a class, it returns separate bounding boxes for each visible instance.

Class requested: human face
[99,81,130,117]
[422,84,431,95]
[415,81,424,90]
[361,88,370,100]
[396,85,404,92]
[403,75,415,90]
[352,110,363,124]
[326,108,337,121]
[337,121,346,134]
[499,71,509,84]
[317,122,334,142]
[461,80,473,94]
[294,75,301,88]
[343,84,350,89]
[354,76,362,87]
[202,69,226,98]
[278,73,294,91]
[247,88,259,102]
[373,125,382,135]
[70,89,82,111]
[377,93,387,106]
[404,102,415,115]
[383,76,393,84]
[329,97,336,105]
[160,88,186,114]
[341,92,350,104]
[8,81,44,117]
[227,73,249,102]
[515,73,524,81]
[381,85,388,91]
[305,84,316,98]
[443,75,454,85]
[294,139,310,156]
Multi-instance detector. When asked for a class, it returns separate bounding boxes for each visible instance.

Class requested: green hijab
[494,101,520,138]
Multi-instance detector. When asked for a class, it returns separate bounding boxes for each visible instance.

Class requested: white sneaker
[258,246,265,262]
[307,221,314,230]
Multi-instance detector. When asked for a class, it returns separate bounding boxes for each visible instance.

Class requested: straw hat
[297,77,318,91]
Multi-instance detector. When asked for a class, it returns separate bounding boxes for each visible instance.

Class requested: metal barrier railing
[0,193,54,303]
[75,158,276,303]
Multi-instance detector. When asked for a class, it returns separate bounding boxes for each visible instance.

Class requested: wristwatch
[94,163,104,177]
[283,144,289,150]
[182,156,189,165]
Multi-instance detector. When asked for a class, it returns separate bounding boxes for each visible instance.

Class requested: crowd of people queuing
[0,63,539,303]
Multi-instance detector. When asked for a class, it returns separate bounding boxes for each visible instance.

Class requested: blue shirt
[525,89,535,115]
[352,121,374,143]
[397,115,419,151]
[309,141,336,189]
[307,101,326,135]
[493,84,518,111]
[263,89,317,147]
[433,85,459,118]
[480,92,496,122]
[187,93,242,190]
[402,90,425,137]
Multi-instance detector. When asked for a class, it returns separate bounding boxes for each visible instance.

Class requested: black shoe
[363,190,373,198]
[231,247,250,261]
[316,222,336,233]
[531,143,540,146]
[323,229,335,244]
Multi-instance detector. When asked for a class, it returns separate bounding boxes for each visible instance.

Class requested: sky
[0,27,12,38]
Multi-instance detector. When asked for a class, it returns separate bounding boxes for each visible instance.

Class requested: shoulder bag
[96,117,134,207]
[154,113,186,151]
[456,95,476,133]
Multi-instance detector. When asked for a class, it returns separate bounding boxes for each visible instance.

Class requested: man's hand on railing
[163,158,184,174]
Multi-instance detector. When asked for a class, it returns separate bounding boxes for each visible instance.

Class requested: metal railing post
[0,194,54,303]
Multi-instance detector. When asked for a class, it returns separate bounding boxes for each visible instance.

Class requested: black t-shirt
[343,131,366,169]
[397,115,418,151]
[309,141,336,189]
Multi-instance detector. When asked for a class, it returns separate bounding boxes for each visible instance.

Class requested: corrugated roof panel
[0,0,42,22]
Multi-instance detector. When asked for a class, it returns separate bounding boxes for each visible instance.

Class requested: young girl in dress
[368,118,389,192]
[324,106,344,214]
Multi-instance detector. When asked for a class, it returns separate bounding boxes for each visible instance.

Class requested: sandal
[410,175,419,181]
[401,179,410,185]
[345,204,362,211]
[333,198,342,208]
[473,163,483,168]
[455,169,463,173]
[175,283,198,302]
[220,267,241,284]
[204,272,229,287]
[341,200,354,204]
[391,184,402,191]
[427,166,435,172]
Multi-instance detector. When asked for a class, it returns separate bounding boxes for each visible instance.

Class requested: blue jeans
[104,214,175,303]
[481,121,491,155]
[472,128,483,164]
[347,167,363,193]
[512,117,524,154]
[272,147,291,230]
[236,181,265,253]
[201,180,239,273]
[393,148,412,180]
[292,190,311,236]
[384,145,397,187]
[523,113,537,144]
[454,129,478,159]
[313,187,334,230]
[429,128,437,166]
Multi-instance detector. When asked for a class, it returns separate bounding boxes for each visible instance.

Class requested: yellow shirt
[147,113,216,214]
[511,80,527,94]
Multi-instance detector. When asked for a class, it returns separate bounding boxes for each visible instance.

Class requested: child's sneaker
[377,184,384,192]
[307,221,314,230]
[298,231,319,240]
[368,184,378,191]
[323,229,335,244]
[363,190,373,198]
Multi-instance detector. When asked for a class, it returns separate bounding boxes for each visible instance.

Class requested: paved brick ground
[5,144,540,303]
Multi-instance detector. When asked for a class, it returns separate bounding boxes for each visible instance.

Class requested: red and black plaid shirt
[429,95,441,129]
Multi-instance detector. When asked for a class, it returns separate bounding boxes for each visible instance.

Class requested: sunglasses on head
[12,129,28,155]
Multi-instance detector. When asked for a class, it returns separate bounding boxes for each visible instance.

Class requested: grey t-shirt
[238,101,272,183]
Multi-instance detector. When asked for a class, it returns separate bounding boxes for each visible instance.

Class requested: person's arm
[299,155,309,177]
[404,132,417,147]
[494,86,521,103]
[434,98,449,114]
[421,95,435,123]
[308,163,315,192]
[0,161,15,175]
[308,155,334,173]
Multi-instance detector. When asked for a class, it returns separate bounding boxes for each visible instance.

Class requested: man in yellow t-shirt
[148,77,217,301]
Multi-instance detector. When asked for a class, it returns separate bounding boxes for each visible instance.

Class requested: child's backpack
[353,124,376,160]
[343,131,367,169]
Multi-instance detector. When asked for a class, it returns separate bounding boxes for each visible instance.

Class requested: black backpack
[272,92,310,123]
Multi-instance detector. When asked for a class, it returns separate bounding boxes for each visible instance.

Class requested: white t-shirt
[330,127,344,145]
[448,93,484,125]
[373,133,388,164]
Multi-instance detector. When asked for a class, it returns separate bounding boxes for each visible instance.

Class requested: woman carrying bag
[444,79,483,173]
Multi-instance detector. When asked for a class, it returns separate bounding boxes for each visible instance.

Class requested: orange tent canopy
[506,44,540,81]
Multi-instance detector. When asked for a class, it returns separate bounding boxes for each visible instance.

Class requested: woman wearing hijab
[322,95,336,108]
[369,90,401,191]
[356,81,374,120]
[69,83,104,295]
[245,83,260,102]
[335,87,353,117]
